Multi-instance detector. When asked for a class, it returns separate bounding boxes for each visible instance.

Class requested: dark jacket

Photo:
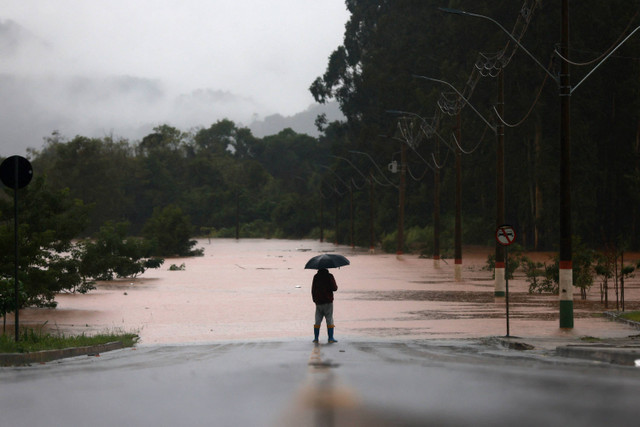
[312,269,338,304]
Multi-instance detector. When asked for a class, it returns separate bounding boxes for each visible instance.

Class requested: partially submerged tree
[0,176,164,310]
[80,221,164,281]
[142,204,201,257]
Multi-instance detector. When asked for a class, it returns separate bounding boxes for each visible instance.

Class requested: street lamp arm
[568,24,640,94]
[413,75,497,133]
[438,7,559,85]
[386,109,426,122]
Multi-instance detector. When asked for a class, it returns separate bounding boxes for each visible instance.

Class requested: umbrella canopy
[304,254,350,270]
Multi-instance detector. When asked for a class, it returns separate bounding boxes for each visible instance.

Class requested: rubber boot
[327,325,337,343]
[313,325,320,343]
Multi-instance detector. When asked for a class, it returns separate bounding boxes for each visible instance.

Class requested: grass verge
[620,311,640,322]
[0,327,138,353]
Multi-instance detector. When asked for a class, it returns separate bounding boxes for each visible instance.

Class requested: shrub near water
[0,328,138,353]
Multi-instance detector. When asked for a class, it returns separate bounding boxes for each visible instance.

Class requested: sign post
[0,155,33,341]
[495,224,516,337]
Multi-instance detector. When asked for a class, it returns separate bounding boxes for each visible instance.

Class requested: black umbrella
[304,254,350,270]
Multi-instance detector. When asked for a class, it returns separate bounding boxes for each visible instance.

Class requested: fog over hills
[247,102,343,138]
[1,1,349,156]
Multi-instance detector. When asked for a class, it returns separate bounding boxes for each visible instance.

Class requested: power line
[493,58,552,128]
[554,6,640,67]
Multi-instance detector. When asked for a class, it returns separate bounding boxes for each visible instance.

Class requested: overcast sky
[0,1,349,156]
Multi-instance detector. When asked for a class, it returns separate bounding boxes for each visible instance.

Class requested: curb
[556,345,640,366]
[603,311,640,330]
[0,341,124,366]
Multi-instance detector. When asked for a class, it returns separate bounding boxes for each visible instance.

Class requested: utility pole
[438,1,640,326]
[319,193,324,243]
[334,196,339,245]
[495,69,506,296]
[349,181,354,249]
[559,0,574,328]
[235,190,240,240]
[433,137,441,267]
[397,141,406,256]
[455,111,463,280]
[369,172,375,252]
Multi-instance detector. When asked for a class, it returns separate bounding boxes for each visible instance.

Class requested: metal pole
[397,141,406,256]
[505,244,510,337]
[455,112,462,279]
[235,190,240,240]
[349,182,354,249]
[320,194,324,243]
[369,173,375,251]
[13,157,19,342]
[495,70,506,296]
[434,139,441,265]
[559,0,574,328]
[335,198,339,245]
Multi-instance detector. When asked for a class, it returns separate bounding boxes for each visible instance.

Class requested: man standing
[312,268,338,343]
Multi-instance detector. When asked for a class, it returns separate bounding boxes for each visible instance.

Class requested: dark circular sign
[0,155,33,189]
[496,224,516,246]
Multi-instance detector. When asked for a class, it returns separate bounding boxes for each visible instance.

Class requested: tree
[0,174,164,310]
[312,0,640,252]
[79,221,164,281]
[30,134,136,234]
[142,204,200,256]
[0,278,26,333]
[0,176,92,306]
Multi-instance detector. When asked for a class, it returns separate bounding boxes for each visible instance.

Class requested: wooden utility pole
[397,141,406,256]
[559,0,574,328]
[455,112,462,280]
[495,69,506,296]
[433,138,441,266]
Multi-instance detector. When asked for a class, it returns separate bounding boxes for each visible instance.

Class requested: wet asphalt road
[1,339,640,427]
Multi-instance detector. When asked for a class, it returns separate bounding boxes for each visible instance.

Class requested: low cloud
[0,73,268,155]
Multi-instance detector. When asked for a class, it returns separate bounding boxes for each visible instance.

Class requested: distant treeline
[20,121,334,241]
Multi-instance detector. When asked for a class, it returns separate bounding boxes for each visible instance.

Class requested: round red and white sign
[496,225,516,246]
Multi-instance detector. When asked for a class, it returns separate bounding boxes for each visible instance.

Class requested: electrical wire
[492,58,552,128]
[431,148,451,170]
[348,150,398,188]
[554,7,640,67]
[350,177,367,191]
[451,125,490,155]
[407,164,430,181]
[437,0,540,116]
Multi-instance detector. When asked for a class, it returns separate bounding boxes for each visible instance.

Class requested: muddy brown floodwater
[13,239,640,344]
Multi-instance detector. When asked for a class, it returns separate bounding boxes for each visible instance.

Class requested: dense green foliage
[0,176,93,306]
[80,221,164,281]
[142,205,199,257]
[0,178,165,316]
[28,121,330,240]
[312,0,640,252]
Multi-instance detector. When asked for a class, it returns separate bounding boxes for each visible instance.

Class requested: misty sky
[0,1,348,155]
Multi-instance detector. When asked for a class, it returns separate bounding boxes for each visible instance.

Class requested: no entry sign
[496,224,516,246]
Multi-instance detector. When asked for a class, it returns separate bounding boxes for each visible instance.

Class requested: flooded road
[17,239,640,344]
